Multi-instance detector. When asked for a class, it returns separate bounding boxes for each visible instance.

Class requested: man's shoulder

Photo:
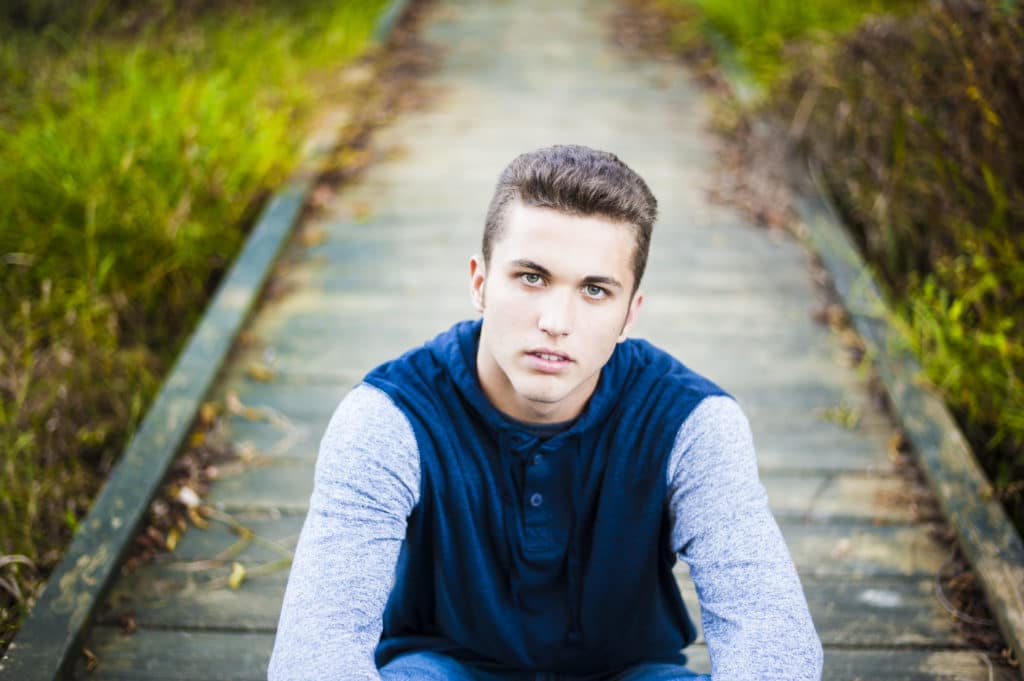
[358,319,479,430]
[617,336,731,401]
[330,383,416,439]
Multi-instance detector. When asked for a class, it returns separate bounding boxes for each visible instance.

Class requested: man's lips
[526,348,573,363]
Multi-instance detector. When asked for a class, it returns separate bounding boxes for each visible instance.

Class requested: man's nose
[538,289,574,337]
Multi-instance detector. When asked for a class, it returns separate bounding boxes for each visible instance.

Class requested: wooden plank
[249,336,869,391]
[753,428,894,473]
[91,568,976,648]
[245,297,832,346]
[674,573,976,648]
[75,628,274,681]
[73,627,1017,681]
[216,418,895,473]
[779,521,948,578]
[160,511,946,578]
[207,381,895,473]
[213,362,883,423]
[684,646,1019,681]
[202,458,922,523]
[797,169,1024,671]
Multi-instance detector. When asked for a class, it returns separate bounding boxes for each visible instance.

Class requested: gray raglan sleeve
[268,383,420,681]
[667,395,823,681]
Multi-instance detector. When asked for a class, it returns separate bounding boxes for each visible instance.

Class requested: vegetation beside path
[0,0,388,650]
[641,0,1023,544]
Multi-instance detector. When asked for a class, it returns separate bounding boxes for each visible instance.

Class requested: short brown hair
[482,145,657,291]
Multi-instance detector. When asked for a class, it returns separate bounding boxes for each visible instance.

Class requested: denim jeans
[379,651,711,681]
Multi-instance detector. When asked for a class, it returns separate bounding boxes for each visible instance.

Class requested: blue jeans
[379,651,711,681]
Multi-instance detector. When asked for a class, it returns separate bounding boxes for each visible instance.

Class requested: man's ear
[469,254,486,313]
[618,290,643,342]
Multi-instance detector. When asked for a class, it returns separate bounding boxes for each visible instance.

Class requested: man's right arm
[268,384,420,681]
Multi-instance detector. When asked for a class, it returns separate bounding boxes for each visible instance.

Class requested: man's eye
[521,273,542,285]
[585,285,608,299]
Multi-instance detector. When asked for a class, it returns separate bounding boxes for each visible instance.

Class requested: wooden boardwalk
[72,0,1013,678]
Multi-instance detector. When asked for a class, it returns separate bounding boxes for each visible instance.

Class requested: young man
[268,145,824,680]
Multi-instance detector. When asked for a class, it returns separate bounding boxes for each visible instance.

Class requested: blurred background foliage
[663,0,1023,533]
[669,0,921,86]
[772,0,1023,525]
[0,0,386,647]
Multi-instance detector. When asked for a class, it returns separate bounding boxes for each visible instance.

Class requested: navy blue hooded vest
[364,320,728,673]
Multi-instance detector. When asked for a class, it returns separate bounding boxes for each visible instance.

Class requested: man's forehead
[491,205,636,287]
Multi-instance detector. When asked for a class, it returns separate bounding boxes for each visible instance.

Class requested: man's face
[470,201,643,424]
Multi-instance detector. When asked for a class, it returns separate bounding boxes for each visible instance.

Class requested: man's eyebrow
[581,275,624,290]
[508,259,552,277]
[508,259,624,290]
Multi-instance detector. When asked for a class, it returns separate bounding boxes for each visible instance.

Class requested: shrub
[771,0,1024,529]
[672,0,920,86]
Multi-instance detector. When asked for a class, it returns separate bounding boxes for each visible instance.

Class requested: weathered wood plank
[73,627,1017,681]
[156,512,948,578]
[244,300,835,350]
[91,568,977,649]
[233,337,875,395]
[675,574,974,648]
[216,418,895,473]
[207,381,895,473]
[204,460,925,524]
[213,367,887,421]
[780,521,949,577]
[684,646,1020,681]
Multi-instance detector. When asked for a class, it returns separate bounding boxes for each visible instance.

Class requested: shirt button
[529,493,543,507]
[532,454,543,466]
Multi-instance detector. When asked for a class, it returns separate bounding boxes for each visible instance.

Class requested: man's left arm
[667,395,824,681]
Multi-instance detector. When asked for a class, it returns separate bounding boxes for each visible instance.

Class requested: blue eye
[585,285,608,299]
[521,273,542,285]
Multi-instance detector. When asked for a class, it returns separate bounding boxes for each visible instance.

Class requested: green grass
[0,0,388,647]
[672,0,921,85]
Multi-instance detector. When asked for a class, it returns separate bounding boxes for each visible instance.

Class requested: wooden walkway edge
[0,3,411,680]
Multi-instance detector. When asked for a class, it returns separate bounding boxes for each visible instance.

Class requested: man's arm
[667,395,823,681]
[268,384,420,681]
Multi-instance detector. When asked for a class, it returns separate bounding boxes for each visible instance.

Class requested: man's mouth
[527,350,571,362]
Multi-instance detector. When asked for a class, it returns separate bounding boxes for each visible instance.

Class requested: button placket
[523,447,556,550]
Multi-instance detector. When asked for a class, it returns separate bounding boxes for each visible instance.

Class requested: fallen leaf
[83,648,99,672]
[166,527,182,552]
[228,562,246,590]
[237,442,257,462]
[246,362,277,383]
[177,486,201,509]
[299,226,327,247]
[187,506,210,529]
[226,391,268,422]
[199,401,220,426]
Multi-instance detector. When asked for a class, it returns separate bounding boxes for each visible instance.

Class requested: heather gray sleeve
[268,383,420,681]
[668,396,823,681]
